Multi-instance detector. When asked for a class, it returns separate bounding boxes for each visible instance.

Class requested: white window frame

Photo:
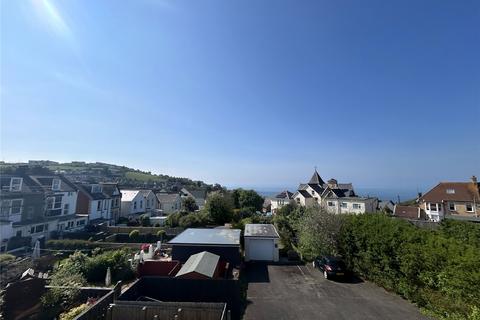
[46,197,54,210]
[10,177,23,191]
[63,203,70,215]
[466,203,474,212]
[448,202,455,211]
[10,199,23,215]
[446,189,455,194]
[352,203,362,209]
[340,202,347,208]
[53,196,62,209]
[327,201,335,207]
[52,179,61,191]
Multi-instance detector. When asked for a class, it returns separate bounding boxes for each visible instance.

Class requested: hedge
[46,239,98,251]
[339,215,480,319]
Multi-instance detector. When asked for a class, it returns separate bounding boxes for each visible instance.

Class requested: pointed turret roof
[308,169,325,185]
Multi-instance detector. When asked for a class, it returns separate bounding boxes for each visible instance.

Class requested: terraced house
[0,167,87,251]
[418,176,479,222]
[293,169,378,214]
[76,182,122,225]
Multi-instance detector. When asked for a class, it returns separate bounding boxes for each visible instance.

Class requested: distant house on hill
[292,169,378,214]
[270,190,294,214]
[418,176,479,222]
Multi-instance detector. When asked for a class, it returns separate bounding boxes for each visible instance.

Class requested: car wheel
[323,271,328,279]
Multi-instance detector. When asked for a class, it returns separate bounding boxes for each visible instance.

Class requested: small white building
[244,224,280,262]
[120,189,157,217]
[270,190,294,214]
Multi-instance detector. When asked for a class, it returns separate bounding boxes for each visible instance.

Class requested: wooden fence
[75,282,122,320]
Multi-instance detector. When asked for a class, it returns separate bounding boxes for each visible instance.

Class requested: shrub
[59,303,89,320]
[7,236,31,250]
[42,267,87,309]
[338,214,480,319]
[129,230,139,239]
[0,253,15,265]
[156,230,166,239]
[139,214,150,227]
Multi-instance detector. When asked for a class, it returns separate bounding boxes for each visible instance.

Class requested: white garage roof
[244,224,280,238]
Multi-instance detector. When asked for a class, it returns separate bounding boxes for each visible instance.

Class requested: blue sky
[1,0,479,193]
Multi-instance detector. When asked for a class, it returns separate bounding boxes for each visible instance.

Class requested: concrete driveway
[243,263,427,320]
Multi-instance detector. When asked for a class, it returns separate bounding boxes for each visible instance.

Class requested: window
[115,198,119,206]
[63,203,70,215]
[35,224,44,233]
[446,189,455,194]
[466,203,474,212]
[91,185,102,193]
[46,197,54,210]
[30,226,35,234]
[77,219,86,226]
[428,203,438,212]
[449,202,455,211]
[104,200,107,210]
[140,200,143,209]
[341,202,347,208]
[97,201,102,210]
[134,201,137,209]
[327,201,335,207]
[10,177,22,191]
[1,200,11,216]
[52,179,61,190]
[111,199,114,208]
[353,203,362,209]
[53,196,62,209]
[11,199,23,215]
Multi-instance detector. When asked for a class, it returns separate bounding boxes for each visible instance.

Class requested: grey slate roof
[274,190,293,199]
[156,193,180,203]
[77,184,108,200]
[309,170,326,185]
[308,184,324,194]
[175,251,220,278]
[297,190,312,198]
[169,228,241,246]
[244,224,280,238]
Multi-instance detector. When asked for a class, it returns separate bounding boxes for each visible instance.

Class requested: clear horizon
[1,1,479,191]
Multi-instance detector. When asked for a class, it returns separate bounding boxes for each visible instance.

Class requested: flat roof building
[244,224,280,262]
[169,228,241,266]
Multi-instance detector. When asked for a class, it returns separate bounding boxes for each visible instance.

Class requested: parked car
[313,256,348,279]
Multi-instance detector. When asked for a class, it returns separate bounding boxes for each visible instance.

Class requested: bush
[7,236,31,250]
[0,253,15,265]
[42,267,87,309]
[156,230,166,239]
[59,303,89,320]
[139,214,150,227]
[129,230,139,239]
[338,215,480,319]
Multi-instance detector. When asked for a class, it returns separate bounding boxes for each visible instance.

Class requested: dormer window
[91,185,102,193]
[52,179,61,191]
[10,178,23,191]
[446,189,455,194]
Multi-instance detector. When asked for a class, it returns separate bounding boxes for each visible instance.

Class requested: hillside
[0,160,223,192]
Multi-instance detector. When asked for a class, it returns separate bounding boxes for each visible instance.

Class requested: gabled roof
[29,175,77,192]
[120,190,141,202]
[175,251,220,279]
[307,184,324,194]
[309,170,326,185]
[156,192,180,203]
[77,184,108,200]
[296,189,313,199]
[419,182,480,203]
[275,190,293,199]
[100,183,120,197]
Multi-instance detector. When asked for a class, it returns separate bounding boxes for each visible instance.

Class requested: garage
[244,224,280,262]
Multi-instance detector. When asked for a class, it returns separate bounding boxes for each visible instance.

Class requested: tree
[205,193,233,225]
[296,206,344,260]
[41,267,87,309]
[182,197,198,212]
[139,214,150,227]
[231,189,264,211]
